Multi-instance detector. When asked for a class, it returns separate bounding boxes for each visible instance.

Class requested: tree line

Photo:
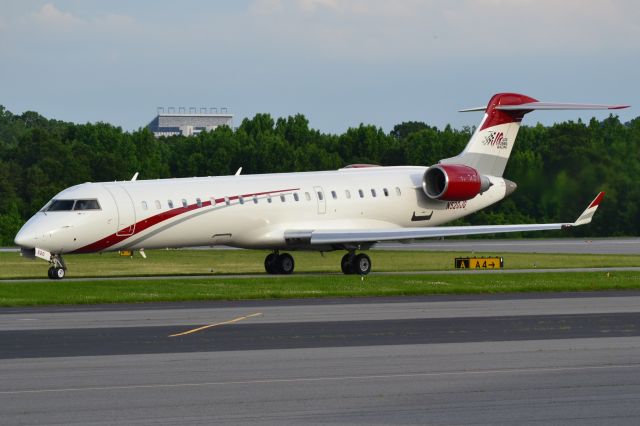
[0,105,638,245]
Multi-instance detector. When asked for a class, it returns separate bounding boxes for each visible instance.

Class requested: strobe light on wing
[422,164,492,201]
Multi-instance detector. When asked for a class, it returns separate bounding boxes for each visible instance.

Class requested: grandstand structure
[147,107,233,138]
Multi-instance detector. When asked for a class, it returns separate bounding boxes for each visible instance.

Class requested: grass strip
[1,271,639,307]
[2,250,640,279]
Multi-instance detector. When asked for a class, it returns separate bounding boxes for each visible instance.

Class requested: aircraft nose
[14,226,36,248]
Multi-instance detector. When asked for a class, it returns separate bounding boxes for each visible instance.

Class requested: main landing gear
[264,250,372,275]
[47,254,67,280]
[341,251,371,275]
[264,251,295,274]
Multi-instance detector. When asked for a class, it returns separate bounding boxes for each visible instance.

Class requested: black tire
[341,253,354,274]
[264,253,278,274]
[353,253,371,275]
[47,267,56,279]
[277,253,294,274]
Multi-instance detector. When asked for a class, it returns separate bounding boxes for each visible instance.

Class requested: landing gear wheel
[54,267,65,279]
[353,253,371,275]
[47,266,65,280]
[341,253,355,274]
[277,253,294,274]
[264,253,279,274]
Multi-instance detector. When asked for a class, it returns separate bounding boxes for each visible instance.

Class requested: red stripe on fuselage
[72,188,299,253]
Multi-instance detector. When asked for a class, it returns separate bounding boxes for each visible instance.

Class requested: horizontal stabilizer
[460,102,629,112]
[458,106,487,112]
[497,102,629,111]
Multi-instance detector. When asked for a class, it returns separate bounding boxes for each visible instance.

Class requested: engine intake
[423,164,492,201]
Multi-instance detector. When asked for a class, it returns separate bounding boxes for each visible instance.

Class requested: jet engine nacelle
[422,164,492,201]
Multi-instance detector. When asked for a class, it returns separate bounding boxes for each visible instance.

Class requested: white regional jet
[14,93,628,279]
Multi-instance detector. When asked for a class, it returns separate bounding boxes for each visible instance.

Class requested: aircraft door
[105,185,136,236]
[313,186,326,214]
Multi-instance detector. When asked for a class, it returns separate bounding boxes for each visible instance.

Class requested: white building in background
[147,107,233,138]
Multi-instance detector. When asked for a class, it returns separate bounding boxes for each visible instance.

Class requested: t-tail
[440,92,629,177]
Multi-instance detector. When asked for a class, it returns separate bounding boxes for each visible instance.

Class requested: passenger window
[239,196,244,205]
[345,190,351,199]
[182,199,188,208]
[331,190,337,199]
[142,201,148,210]
[225,197,230,205]
[305,192,311,201]
[317,192,324,201]
[168,200,174,209]
[383,188,389,197]
[155,200,162,209]
[395,187,401,196]
[253,195,258,204]
[293,193,299,202]
[196,198,202,207]
[73,199,101,210]
[280,194,286,202]
[267,195,272,203]
[371,189,377,197]
[358,189,364,198]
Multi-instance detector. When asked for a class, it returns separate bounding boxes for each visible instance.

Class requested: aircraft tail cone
[505,179,517,197]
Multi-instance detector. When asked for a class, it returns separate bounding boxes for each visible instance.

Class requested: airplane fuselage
[16,166,509,255]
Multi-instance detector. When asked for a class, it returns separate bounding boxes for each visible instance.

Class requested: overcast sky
[0,0,637,133]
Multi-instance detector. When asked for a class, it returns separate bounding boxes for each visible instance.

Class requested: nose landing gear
[47,254,67,280]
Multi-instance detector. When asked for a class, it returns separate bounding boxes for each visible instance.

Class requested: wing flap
[306,192,605,245]
[310,223,565,245]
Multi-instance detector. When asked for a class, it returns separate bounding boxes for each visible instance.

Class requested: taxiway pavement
[2,292,640,424]
[375,237,640,254]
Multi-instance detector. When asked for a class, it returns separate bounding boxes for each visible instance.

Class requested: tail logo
[482,131,508,149]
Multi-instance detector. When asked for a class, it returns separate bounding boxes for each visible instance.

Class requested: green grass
[2,249,638,307]
[1,272,639,307]
[2,249,640,279]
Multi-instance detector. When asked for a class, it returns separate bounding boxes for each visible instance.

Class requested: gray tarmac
[3,236,640,254]
[2,292,640,424]
[374,237,640,254]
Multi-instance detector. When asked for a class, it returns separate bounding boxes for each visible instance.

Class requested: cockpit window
[45,199,100,211]
[47,200,75,211]
[74,199,101,210]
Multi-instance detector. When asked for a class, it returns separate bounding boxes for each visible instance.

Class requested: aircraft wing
[306,192,605,245]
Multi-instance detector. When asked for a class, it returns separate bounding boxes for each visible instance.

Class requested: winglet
[571,192,605,226]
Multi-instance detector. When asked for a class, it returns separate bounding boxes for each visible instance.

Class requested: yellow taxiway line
[168,312,263,337]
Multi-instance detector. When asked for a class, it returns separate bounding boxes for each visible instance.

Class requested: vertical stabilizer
[441,93,628,177]
[440,93,537,177]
